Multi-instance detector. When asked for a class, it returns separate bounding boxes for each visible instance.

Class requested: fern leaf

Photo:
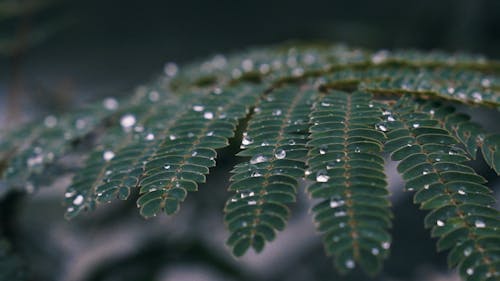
[135,83,263,218]
[415,100,500,174]
[385,96,500,281]
[306,90,391,275]
[224,85,315,256]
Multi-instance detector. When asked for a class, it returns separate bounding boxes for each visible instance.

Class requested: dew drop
[242,135,254,146]
[103,97,119,110]
[481,78,491,88]
[145,133,155,140]
[250,154,268,164]
[371,248,380,255]
[474,220,486,228]
[248,200,257,206]
[203,111,214,119]
[73,195,84,205]
[169,134,177,140]
[103,150,115,161]
[386,115,396,122]
[192,105,204,112]
[354,147,361,153]
[316,170,330,182]
[424,184,430,190]
[120,114,136,129]
[65,191,76,198]
[319,145,328,155]
[164,165,171,170]
[251,171,262,177]
[463,247,472,257]
[466,268,474,276]
[472,92,483,102]
[191,151,198,157]
[345,259,355,269]
[381,242,391,249]
[329,197,344,208]
[275,148,286,159]
[272,109,282,116]
[304,169,312,176]
[436,220,445,227]
[164,62,178,77]
[44,115,58,128]
[412,123,420,128]
[457,189,466,195]
[206,131,214,136]
[375,122,388,132]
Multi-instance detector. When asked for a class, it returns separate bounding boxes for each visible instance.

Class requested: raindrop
[345,259,355,269]
[386,115,396,122]
[192,105,204,112]
[329,198,344,208]
[466,268,474,276]
[275,148,286,159]
[424,184,430,190]
[472,92,483,102]
[149,91,160,102]
[334,211,346,217]
[272,109,282,116]
[164,165,171,170]
[375,122,388,132]
[321,101,331,107]
[203,112,214,119]
[304,169,312,176]
[145,133,155,140]
[316,170,330,182]
[319,145,328,155]
[164,62,178,77]
[447,87,455,94]
[242,135,254,146]
[474,220,486,228]
[120,114,136,129]
[191,151,198,157]
[103,150,115,161]
[381,242,391,249]
[103,97,119,110]
[457,189,466,195]
[206,131,214,136]
[169,134,177,140]
[65,191,76,198]
[463,248,472,257]
[251,171,262,177]
[44,115,58,128]
[250,154,268,164]
[412,123,420,128]
[73,195,84,205]
[436,220,445,227]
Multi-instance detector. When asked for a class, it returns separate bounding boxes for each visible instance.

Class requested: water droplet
[242,135,254,146]
[251,171,262,177]
[436,220,445,227]
[120,114,136,129]
[191,151,198,157]
[145,133,155,140]
[474,220,486,228]
[321,101,331,107]
[463,247,472,257]
[381,242,391,249]
[164,62,178,77]
[345,259,355,269]
[339,222,346,228]
[371,248,380,255]
[447,87,455,94]
[65,191,76,198]
[304,169,312,176]
[248,200,257,205]
[232,68,242,78]
[206,131,214,136]
[319,145,328,155]
[259,63,270,74]
[73,195,84,205]
[203,111,214,119]
[424,184,430,190]
[272,109,282,116]
[412,123,420,128]
[457,189,466,195]
[386,115,396,122]
[164,165,171,170]
[329,197,345,208]
[149,91,160,102]
[334,211,346,217]
[44,115,58,128]
[371,50,389,64]
[193,105,204,112]
[288,139,296,145]
[275,148,286,159]
[103,97,119,110]
[472,92,483,102]
[169,134,177,140]
[481,78,491,88]
[261,141,270,146]
[316,170,330,182]
[375,122,388,132]
[466,268,474,276]
[241,59,254,72]
[75,118,87,130]
[354,147,361,153]
[103,150,115,161]
[250,154,268,164]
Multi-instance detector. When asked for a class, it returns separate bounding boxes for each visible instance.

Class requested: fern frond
[385,96,500,281]
[224,85,314,256]
[306,90,391,275]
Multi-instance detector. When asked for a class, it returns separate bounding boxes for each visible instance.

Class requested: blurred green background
[0,0,499,280]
